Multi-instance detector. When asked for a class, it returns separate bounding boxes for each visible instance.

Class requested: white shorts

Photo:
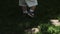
[19,0,38,7]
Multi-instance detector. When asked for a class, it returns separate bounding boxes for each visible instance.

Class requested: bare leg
[28,6,37,18]
[21,6,28,14]
[30,6,36,11]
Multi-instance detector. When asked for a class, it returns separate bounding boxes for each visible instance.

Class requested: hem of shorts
[19,5,27,6]
[28,4,38,7]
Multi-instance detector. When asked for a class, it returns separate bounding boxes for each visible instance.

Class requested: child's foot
[23,11,28,14]
[23,11,28,16]
[28,11,34,18]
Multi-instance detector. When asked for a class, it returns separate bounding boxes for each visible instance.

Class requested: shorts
[19,0,38,7]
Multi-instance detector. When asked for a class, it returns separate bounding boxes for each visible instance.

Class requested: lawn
[0,0,60,34]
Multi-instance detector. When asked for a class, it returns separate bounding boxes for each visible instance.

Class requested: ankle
[30,9,34,12]
[23,10,28,13]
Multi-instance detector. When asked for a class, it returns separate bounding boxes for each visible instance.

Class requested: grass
[1,0,60,34]
[16,13,60,34]
[0,6,60,34]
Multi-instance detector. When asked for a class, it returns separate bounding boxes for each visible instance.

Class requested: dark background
[0,0,60,34]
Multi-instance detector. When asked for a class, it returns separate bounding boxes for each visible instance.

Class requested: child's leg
[28,6,37,17]
[21,6,28,14]
[30,6,36,12]
[25,0,38,17]
[19,0,28,14]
